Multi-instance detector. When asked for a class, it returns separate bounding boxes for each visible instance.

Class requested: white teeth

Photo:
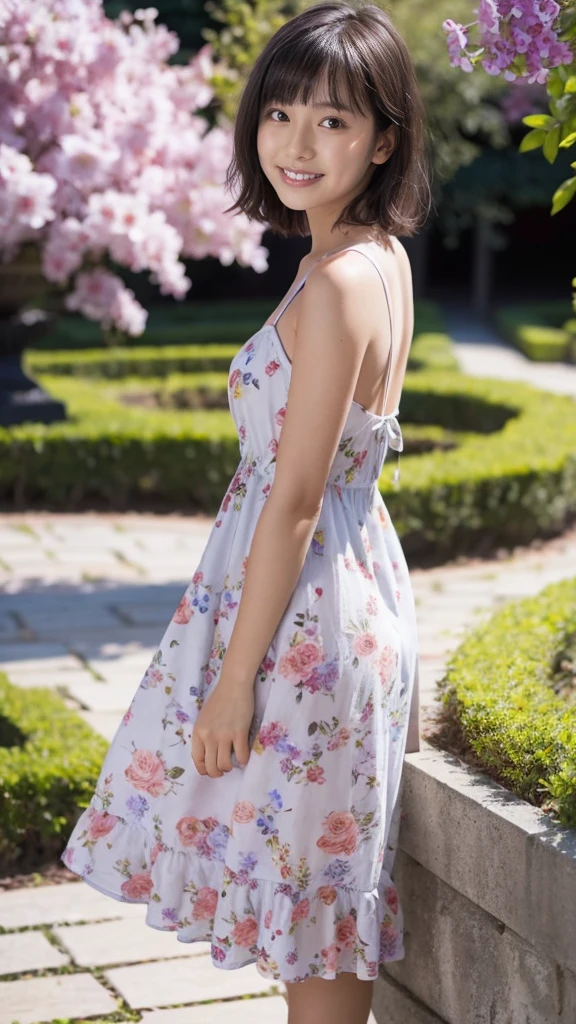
[283,169,322,180]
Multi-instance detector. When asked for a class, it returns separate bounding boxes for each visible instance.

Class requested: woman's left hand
[191,679,254,778]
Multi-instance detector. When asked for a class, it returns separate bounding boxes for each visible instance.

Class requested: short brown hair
[224,1,433,239]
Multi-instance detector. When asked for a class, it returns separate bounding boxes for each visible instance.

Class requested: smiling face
[256,74,395,225]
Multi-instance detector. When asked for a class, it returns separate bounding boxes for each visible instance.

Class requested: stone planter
[373,742,576,1024]
[0,245,66,426]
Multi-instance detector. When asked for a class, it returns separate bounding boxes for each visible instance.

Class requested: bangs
[258,32,380,122]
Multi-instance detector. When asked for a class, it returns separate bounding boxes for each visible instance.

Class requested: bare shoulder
[300,247,387,326]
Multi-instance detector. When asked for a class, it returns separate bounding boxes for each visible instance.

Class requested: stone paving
[1,510,576,1023]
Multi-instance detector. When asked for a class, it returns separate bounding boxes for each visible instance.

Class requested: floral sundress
[61,240,420,984]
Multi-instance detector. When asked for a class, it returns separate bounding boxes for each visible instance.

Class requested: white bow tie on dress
[371,408,403,487]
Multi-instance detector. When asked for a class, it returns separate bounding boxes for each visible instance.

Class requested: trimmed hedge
[494,302,575,362]
[0,673,108,872]
[2,368,576,560]
[432,577,576,828]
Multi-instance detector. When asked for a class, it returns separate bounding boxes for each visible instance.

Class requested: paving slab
[0,931,70,976]
[105,954,278,1009]
[0,973,117,1024]
[140,995,289,1024]
[78,709,124,741]
[53,918,211,968]
[66,679,140,713]
[0,882,145,929]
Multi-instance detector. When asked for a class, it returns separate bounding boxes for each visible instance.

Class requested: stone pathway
[442,300,576,397]
[1,510,576,1024]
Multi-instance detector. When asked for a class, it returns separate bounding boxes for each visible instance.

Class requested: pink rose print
[192,570,203,585]
[259,721,288,750]
[306,764,326,784]
[354,632,378,657]
[274,406,286,427]
[193,886,219,920]
[327,727,350,751]
[121,873,154,900]
[150,842,163,866]
[384,884,399,915]
[229,368,241,389]
[291,899,310,924]
[366,594,378,615]
[86,809,118,841]
[264,909,273,928]
[379,645,398,691]
[316,885,337,905]
[278,641,324,683]
[173,595,192,624]
[268,438,279,455]
[232,800,256,824]
[366,961,379,978]
[176,815,209,847]
[335,914,357,947]
[124,749,168,797]
[265,359,280,376]
[321,943,340,972]
[316,811,360,856]
[232,915,259,948]
[122,707,133,726]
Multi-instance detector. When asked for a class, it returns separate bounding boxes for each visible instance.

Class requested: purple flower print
[175,708,190,723]
[162,907,179,923]
[303,658,339,695]
[125,794,150,822]
[257,813,279,837]
[239,851,258,872]
[268,789,283,811]
[211,944,226,963]
[323,859,352,883]
[286,949,299,964]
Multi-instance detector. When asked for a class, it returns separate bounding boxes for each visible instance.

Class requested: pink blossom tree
[0,0,269,338]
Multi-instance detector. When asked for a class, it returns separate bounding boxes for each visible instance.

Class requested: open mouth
[279,167,324,186]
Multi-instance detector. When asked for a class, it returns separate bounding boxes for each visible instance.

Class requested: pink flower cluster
[443,0,572,84]
[0,0,268,334]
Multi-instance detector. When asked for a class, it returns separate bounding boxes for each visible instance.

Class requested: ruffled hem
[62,804,405,984]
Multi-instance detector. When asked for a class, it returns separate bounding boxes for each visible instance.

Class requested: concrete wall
[372,743,576,1024]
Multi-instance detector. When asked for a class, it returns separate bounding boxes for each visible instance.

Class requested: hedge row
[0,673,108,872]
[432,576,576,828]
[494,301,576,362]
[3,367,576,561]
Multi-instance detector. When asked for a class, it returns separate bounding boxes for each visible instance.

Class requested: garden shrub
[494,303,573,362]
[431,577,576,828]
[0,672,108,873]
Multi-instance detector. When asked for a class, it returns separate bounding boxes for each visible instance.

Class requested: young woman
[61,4,432,1022]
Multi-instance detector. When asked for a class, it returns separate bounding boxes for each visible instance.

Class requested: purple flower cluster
[443,0,572,84]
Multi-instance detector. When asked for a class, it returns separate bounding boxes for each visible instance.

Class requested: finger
[217,739,234,774]
[232,731,251,768]
[204,738,223,779]
[191,729,207,776]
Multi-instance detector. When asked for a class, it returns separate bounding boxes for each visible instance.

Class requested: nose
[283,121,316,163]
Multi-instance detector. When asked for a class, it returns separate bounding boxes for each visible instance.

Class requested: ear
[372,124,397,166]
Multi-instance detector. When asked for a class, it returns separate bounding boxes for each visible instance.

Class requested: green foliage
[494,302,574,361]
[434,577,576,828]
[0,673,109,873]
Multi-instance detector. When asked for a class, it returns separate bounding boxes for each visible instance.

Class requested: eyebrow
[312,101,353,113]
